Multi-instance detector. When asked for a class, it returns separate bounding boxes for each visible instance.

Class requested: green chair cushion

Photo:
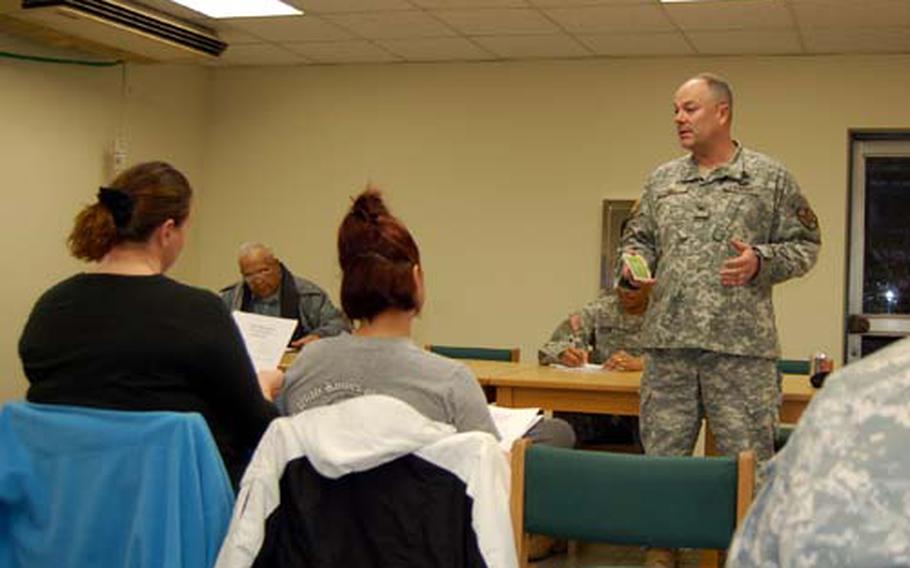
[777,359,810,375]
[524,445,738,550]
[429,345,515,362]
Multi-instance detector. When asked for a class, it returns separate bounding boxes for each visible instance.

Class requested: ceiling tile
[287,0,416,13]
[688,29,802,55]
[664,0,794,31]
[529,0,646,6]
[472,33,591,57]
[377,36,494,60]
[794,0,910,29]
[412,0,529,7]
[221,15,354,42]
[803,27,910,53]
[432,8,561,35]
[284,39,401,62]
[325,11,458,39]
[545,5,676,34]
[212,26,264,45]
[579,31,693,56]
[218,43,308,65]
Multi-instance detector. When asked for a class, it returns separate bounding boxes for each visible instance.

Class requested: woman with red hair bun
[280,188,575,450]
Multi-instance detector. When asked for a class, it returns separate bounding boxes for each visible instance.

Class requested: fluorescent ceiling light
[168,0,302,18]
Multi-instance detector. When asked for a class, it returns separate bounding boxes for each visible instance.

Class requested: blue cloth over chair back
[0,402,235,568]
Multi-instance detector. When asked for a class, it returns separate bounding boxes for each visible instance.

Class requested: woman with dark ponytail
[19,161,280,486]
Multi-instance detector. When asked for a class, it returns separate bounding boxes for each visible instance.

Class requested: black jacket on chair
[215,395,517,568]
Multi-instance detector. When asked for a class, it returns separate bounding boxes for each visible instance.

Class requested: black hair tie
[97,187,135,229]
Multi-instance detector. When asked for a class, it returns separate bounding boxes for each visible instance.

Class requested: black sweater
[19,273,277,486]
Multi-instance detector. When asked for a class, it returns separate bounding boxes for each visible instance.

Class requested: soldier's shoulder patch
[796,206,818,231]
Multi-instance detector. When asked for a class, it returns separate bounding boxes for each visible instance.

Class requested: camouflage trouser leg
[640,349,703,456]
[699,351,778,465]
[640,349,779,464]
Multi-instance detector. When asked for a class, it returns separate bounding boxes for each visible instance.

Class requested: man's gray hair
[238,242,275,261]
[695,72,733,118]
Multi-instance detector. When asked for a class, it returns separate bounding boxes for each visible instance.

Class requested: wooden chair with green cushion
[775,359,809,451]
[509,439,755,568]
[427,346,519,403]
[426,345,520,362]
[777,359,810,375]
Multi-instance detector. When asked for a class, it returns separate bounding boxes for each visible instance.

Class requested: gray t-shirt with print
[278,334,499,439]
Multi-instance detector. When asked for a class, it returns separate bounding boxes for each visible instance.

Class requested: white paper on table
[488,404,543,452]
[550,363,604,373]
[231,311,298,371]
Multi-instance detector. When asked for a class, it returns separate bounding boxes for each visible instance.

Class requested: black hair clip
[97,187,135,229]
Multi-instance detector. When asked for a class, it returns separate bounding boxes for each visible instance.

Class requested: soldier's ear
[717,101,732,126]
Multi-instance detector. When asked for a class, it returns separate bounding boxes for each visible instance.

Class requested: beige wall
[1,42,209,401]
[5,51,910,402]
[199,54,910,366]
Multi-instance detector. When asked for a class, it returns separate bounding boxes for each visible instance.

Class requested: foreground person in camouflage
[728,337,910,567]
[538,283,649,444]
[622,73,821,567]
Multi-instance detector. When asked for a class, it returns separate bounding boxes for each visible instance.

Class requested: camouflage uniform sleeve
[618,178,659,279]
[537,301,598,365]
[298,284,351,338]
[752,169,821,286]
[728,340,910,566]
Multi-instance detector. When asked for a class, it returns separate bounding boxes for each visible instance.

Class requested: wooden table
[466,360,815,425]
[280,352,815,424]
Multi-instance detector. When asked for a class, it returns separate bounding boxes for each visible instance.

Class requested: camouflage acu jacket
[538,293,644,365]
[727,338,910,567]
[622,145,821,358]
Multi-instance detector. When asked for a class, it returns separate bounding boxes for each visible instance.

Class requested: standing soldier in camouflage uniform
[728,338,910,567]
[539,283,649,445]
[621,73,820,566]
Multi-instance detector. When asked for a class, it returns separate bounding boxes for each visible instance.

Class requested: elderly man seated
[221,243,349,349]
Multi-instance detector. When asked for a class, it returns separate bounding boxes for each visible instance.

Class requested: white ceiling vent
[12,0,226,62]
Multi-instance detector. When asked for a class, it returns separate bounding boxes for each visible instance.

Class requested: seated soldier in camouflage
[538,283,649,445]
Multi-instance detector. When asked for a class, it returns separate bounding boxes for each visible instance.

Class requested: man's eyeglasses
[242,265,276,282]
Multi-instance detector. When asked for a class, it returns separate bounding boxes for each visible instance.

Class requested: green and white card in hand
[622,252,652,281]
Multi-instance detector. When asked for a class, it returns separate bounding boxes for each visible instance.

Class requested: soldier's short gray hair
[694,72,733,119]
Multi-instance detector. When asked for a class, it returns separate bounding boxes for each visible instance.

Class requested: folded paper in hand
[488,404,543,452]
[232,311,297,371]
[622,252,652,281]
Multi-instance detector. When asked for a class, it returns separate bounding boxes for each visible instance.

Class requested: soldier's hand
[604,350,644,372]
[559,348,588,367]
[720,239,759,286]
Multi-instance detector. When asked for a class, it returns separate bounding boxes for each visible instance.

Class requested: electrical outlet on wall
[105,137,128,179]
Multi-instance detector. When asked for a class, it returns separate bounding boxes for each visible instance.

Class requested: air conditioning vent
[14,0,226,61]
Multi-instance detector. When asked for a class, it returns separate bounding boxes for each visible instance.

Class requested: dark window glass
[863,157,910,314]
[861,335,904,358]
